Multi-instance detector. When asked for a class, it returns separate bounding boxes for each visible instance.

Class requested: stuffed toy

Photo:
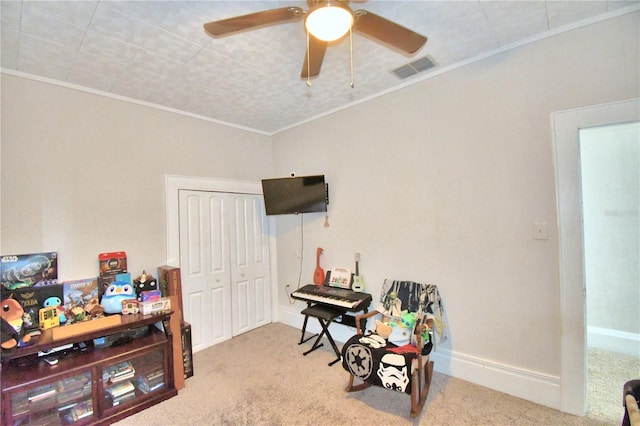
[1,298,31,350]
[375,320,393,339]
[399,311,417,330]
[100,281,135,314]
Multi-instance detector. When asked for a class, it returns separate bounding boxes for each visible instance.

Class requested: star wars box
[1,252,59,290]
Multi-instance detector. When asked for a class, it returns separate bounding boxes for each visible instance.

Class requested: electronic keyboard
[291,284,372,311]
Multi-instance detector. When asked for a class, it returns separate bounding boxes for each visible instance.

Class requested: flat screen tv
[261,175,328,216]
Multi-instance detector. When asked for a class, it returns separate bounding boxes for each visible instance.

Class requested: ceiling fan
[203,0,427,80]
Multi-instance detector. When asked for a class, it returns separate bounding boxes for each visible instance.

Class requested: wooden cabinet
[1,312,177,425]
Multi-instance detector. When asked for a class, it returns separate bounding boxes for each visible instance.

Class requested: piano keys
[291,284,372,311]
[294,284,372,366]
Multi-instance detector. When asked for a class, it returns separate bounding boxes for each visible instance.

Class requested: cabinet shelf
[1,311,177,425]
[2,312,173,361]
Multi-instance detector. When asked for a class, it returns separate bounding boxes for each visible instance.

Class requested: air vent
[391,55,436,80]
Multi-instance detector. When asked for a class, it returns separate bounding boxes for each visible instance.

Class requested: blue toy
[100,281,135,314]
[43,296,67,323]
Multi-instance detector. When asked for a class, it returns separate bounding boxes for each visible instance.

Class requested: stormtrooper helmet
[377,353,410,392]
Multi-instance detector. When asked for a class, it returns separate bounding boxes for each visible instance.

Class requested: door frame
[164,175,279,323]
[552,98,639,415]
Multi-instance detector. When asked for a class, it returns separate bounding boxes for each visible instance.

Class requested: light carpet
[587,347,640,424]
[115,323,627,425]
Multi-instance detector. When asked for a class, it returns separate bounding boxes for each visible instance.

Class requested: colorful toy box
[99,252,127,276]
[2,284,64,332]
[62,278,99,323]
[139,297,171,315]
[1,252,58,290]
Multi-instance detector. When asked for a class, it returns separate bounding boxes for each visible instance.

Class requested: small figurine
[22,310,35,328]
[1,298,32,350]
[382,291,403,318]
[68,306,85,322]
[84,297,104,319]
[134,270,158,300]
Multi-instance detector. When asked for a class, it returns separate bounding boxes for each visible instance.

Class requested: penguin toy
[100,281,135,314]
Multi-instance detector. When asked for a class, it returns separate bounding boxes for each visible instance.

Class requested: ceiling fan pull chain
[306,30,312,87]
[349,26,354,88]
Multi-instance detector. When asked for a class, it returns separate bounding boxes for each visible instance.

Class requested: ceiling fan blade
[353,10,427,55]
[204,7,304,37]
[301,35,328,79]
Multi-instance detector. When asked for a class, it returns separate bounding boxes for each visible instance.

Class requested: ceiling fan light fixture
[305,4,353,42]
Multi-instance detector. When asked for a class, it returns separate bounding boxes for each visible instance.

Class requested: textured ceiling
[1,1,638,134]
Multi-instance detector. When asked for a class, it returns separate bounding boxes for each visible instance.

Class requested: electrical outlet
[284,284,292,303]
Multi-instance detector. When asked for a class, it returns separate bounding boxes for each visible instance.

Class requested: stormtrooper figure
[377,353,410,392]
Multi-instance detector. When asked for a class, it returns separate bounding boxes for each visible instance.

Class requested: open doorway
[553,98,640,417]
[579,122,640,423]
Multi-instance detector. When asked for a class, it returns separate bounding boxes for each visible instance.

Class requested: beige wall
[271,10,639,404]
[0,76,273,279]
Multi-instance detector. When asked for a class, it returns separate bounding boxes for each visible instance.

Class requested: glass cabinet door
[102,347,166,410]
[9,371,93,425]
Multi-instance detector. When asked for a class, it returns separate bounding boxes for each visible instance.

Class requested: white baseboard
[588,326,640,356]
[428,349,560,410]
[278,305,561,411]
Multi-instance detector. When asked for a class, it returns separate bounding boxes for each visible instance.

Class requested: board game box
[99,252,127,276]
[62,278,99,322]
[1,252,58,290]
[2,284,64,332]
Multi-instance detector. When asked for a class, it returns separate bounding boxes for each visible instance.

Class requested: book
[136,367,165,394]
[103,361,135,383]
[328,267,352,289]
[137,381,165,394]
[105,381,134,398]
[28,386,57,402]
[110,391,136,407]
[62,399,93,423]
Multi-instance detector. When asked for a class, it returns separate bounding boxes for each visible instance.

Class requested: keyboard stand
[298,312,318,345]
[299,304,346,366]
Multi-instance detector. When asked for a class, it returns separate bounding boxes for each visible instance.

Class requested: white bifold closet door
[179,190,271,352]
